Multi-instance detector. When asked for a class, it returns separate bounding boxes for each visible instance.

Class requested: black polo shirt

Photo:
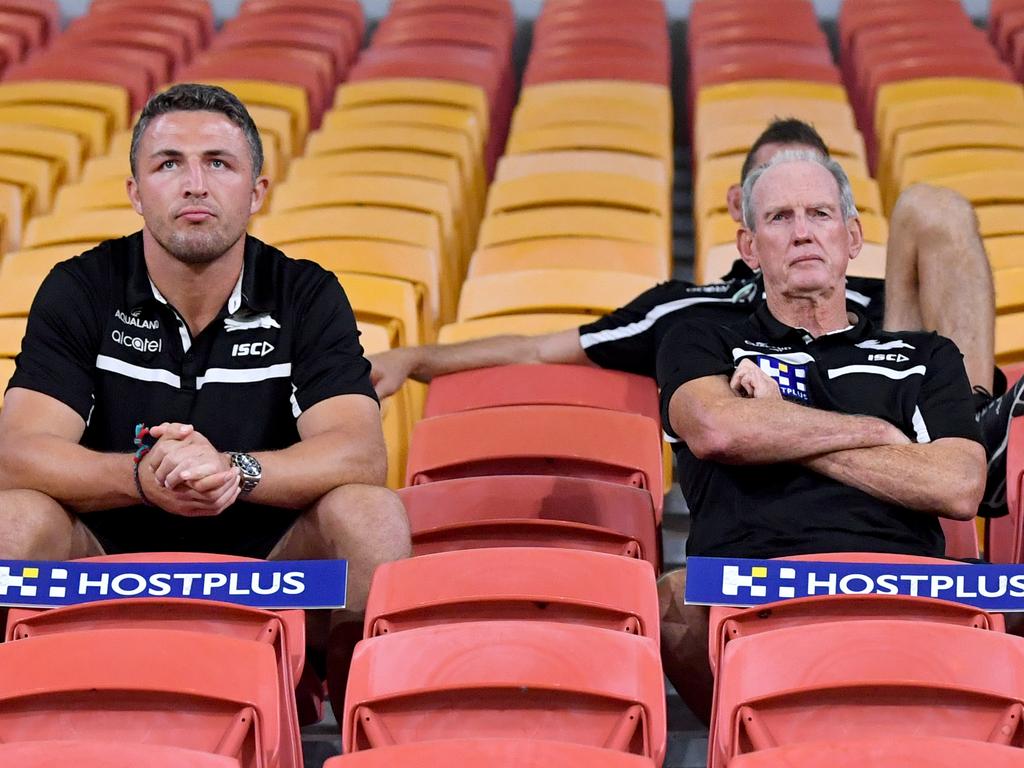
[656,302,983,560]
[9,232,377,555]
[579,260,886,378]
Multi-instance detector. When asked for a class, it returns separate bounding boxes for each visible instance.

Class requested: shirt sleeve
[290,270,378,416]
[8,262,103,421]
[578,281,689,377]
[657,318,735,440]
[912,334,983,445]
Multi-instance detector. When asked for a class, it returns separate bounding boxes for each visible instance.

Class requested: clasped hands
[137,423,240,517]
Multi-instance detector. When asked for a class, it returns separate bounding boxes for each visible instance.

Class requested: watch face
[233,452,261,477]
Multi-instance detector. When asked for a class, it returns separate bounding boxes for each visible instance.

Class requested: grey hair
[741,149,857,231]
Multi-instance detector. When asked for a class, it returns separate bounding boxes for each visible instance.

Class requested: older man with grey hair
[655,150,987,723]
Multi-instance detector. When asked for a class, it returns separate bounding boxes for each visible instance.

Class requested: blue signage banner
[685,556,1024,612]
[0,559,347,610]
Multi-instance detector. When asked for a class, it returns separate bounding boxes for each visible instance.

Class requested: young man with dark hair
[0,84,410,617]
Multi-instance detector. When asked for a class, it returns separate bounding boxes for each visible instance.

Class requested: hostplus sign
[0,566,23,596]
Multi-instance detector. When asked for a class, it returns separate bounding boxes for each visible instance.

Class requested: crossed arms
[667,359,986,521]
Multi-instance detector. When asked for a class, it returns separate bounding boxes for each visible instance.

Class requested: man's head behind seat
[725,118,830,222]
[130,83,264,182]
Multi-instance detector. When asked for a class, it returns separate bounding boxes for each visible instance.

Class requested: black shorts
[82,501,303,559]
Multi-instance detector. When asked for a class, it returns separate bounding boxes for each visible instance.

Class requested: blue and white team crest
[757,355,809,402]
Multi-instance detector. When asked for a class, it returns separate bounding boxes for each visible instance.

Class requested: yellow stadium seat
[305,125,482,217]
[468,237,669,281]
[477,207,667,251]
[899,148,1024,192]
[0,182,23,251]
[0,315,26,355]
[695,120,867,168]
[995,268,1024,315]
[456,268,658,322]
[510,97,670,137]
[694,99,856,150]
[335,79,490,140]
[495,150,669,187]
[0,104,109,158]
[284,150,471,238]
[886,125,1024,210]
[81,154,130,183]
[0,80,129,133]
[22,208,141,249]
[874,78,1024,145]
[519,80,671,121]
[996,311,1024,364]
[925,169,1024,207]
[506,124,671,165]
[322,104,484,164]
[247,104,296,166]
[0,153,58,215]
[193,79,308,156]
[270,174,463,290]
[338,271,429,348]
[860,212,889,245]
[53,177,132,213]
[0,124,83,184]
[0,243,86,316]
[438,313,595,343]
[985,235,1024,271]
[977,205,1024,239]
[285,239,443,327]
[357,318,409,490]
[695,79,849,109]
[484,172,668,217]
[878,96,1024,171]
[251,206,442,258]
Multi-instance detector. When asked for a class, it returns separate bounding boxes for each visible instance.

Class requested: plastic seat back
[342,621,666,763]
[397,475,660,569]
[364,547,658,639]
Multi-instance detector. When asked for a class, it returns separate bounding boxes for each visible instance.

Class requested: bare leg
[0,489,104,560]
[269,484,410,707]
[658,568,714,725]
[884,184,994,391]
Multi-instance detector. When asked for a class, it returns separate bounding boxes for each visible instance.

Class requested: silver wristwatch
[228,452,262,495]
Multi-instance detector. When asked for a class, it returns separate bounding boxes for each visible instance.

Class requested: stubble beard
[156,223,245,265]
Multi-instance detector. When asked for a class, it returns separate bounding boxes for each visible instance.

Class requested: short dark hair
[130,83,264,181]
[739,118,831,183]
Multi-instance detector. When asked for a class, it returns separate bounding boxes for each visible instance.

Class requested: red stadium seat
[0,0,59,45]
[342,621,666,764]
[363,547,659,640]
[0,741,242,767]
[729,737,1024,768]
[323,738,657,767]
[66,11,203,62]
[710,620,1024,767]
[987,412,1024,563]
[88,0,214,46]
[4,58,152,113]
[0,628,283,768]
[239,0,365,43]
[215,20,358,81]
[397,475,660,569]
[405,405,665,521]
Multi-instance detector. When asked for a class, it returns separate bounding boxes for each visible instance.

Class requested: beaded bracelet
[133,423,156,506]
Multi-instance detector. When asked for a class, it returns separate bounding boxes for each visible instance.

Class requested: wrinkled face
[738,159,862,297]
[127,110,267,265]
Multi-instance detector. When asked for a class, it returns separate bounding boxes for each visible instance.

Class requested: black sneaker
[976,375,1024,518]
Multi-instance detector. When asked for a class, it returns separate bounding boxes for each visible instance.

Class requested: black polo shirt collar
[751,299,872,345]
[123,232,276,315]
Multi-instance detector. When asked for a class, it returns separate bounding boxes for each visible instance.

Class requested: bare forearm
[0,434,137,512]
[801,439,986,520]
[247,432,387,509]
[675,395,904,464]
